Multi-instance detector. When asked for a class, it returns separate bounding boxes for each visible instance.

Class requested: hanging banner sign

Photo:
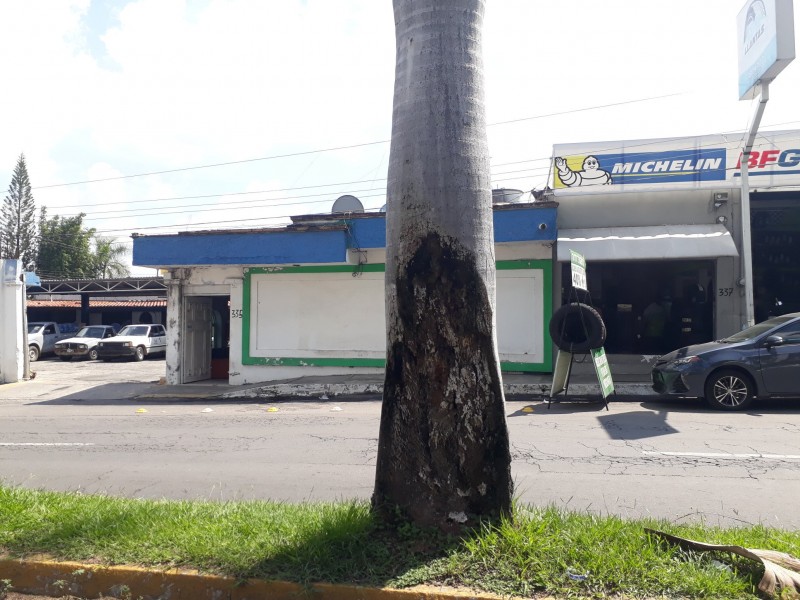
[591,347,615,398]
[570,250,587,291]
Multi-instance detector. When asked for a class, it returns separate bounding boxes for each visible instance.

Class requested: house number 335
[231,309,244,318]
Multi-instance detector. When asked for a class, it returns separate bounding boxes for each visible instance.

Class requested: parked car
[27,322,79,362]
[54,325,118,361]
[652,312,800,410]
[96,324,167,361]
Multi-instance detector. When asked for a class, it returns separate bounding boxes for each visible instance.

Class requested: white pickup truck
[96,324,167,361]
[27,321,79,362]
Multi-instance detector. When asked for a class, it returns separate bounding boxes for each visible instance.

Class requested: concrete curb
[216,383,656,400]
[221,382,385,400]
[132,382,656,403]
[0,557,526,600]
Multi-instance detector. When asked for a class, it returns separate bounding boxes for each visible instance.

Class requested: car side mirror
[764,335,785,348]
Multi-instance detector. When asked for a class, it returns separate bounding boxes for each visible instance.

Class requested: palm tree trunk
[372,0,512,530]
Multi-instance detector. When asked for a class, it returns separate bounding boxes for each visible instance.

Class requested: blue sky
[1,1,798,274]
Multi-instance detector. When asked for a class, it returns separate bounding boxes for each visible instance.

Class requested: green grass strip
[2,485,799,598]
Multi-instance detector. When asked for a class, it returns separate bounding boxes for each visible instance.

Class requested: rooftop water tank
[491,188,524,204]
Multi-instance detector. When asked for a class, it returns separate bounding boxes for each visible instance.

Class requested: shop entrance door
[183,296,212,383]
[560,259,715,355]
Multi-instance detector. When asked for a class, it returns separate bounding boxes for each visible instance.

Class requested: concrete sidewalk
[0,354,659,404]
[139,354,659,401]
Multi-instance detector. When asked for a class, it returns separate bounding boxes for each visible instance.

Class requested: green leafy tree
[1,154,38,268]
[373,0,512,530]
[36,210,97,279]
[93,236,130,278]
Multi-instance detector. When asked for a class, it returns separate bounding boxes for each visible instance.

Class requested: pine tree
[1,154,38,268]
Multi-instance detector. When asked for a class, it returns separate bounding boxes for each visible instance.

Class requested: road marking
[0,442,95,447]
[643,451,800,460]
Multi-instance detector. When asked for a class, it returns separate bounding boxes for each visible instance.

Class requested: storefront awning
[557,225,739,261]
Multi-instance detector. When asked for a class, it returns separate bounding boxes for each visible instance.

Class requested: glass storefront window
[560,260,714,355]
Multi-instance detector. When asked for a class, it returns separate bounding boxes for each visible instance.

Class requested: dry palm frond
[646,528,800,598]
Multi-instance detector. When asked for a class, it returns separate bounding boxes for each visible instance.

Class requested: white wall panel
[496,270,543,363]
[252,271,385,358]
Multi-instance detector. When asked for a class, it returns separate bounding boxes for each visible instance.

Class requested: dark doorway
[752,192,800,321]
[560,260,715,355]
[210,296,231,380]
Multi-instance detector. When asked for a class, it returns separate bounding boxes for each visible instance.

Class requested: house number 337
[231,309,244,318]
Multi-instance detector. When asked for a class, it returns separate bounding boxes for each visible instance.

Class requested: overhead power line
[31,93,687,190]
[32,141,390,190]
[48,130,800,226]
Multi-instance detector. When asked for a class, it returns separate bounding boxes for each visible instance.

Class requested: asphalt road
[2,359,800,528]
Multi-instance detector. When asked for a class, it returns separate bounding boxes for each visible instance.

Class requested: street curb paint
[0,557,535,600]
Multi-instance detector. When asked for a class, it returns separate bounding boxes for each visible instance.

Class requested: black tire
[704,369,755,411]
[59,356,73,362]
[549,302,606,354]
[28,345,40,362]
[134,346,146,361]
[88,348,99,361]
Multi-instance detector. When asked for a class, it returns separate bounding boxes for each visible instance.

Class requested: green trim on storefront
[246,264,385,275]
[244,356,387,368]
[242,272,252,366]
[242,260,553,371]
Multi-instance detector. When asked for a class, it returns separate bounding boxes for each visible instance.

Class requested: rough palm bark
[372,0,512,530]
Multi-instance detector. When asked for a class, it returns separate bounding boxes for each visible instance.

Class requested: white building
[551,130,800,355]
[132,203,558,385]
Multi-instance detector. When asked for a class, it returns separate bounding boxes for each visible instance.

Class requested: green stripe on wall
[246,264,385,274]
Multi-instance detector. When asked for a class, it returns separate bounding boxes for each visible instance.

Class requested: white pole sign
[737,0,795,100]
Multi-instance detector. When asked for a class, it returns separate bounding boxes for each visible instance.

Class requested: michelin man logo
[554,155,612,187]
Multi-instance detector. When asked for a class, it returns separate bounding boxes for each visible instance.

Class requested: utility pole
[738,82,769,329]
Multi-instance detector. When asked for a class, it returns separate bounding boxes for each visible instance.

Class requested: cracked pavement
[2,360,800,527]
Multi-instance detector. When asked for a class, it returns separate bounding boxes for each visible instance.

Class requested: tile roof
[28,299,166,308]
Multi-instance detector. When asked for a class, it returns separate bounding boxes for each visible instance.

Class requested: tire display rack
[548,271,613,410]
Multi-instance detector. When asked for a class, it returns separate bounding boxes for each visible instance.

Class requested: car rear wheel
[28,345,40,362]
[88,348,99,361]
[134,346,146,361]
[704,369,755,411]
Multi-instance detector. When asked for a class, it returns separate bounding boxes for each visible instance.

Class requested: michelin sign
[553,130,800,192]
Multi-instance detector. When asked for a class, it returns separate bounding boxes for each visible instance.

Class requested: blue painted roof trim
[133,205,558,267]
[493,207,557,243]
[133,229,348,267]
[346,206,557,249]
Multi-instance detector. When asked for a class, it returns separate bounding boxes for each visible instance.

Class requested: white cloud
[0,0,798,248]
